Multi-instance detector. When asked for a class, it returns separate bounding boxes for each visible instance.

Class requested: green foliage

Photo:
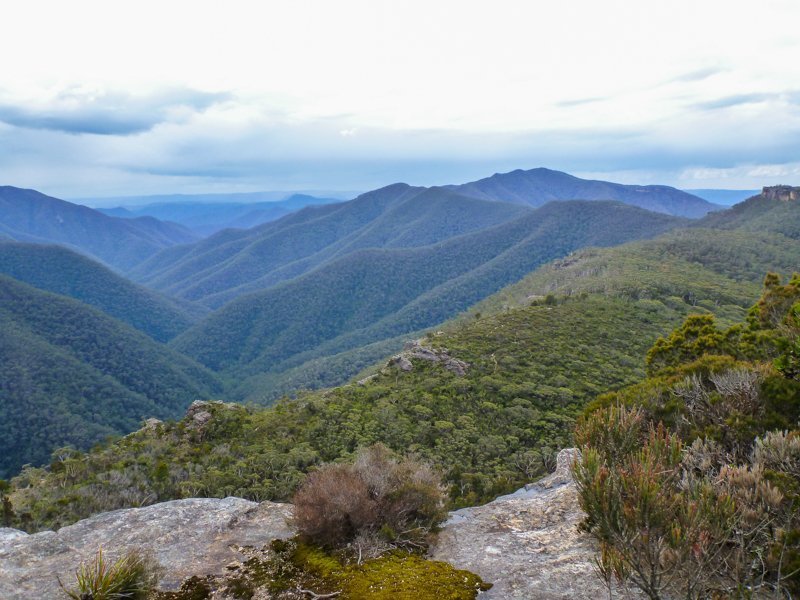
[645,314,727,374]
[10,294,686,530]
[575,273,800,598]
[59,548,160,600]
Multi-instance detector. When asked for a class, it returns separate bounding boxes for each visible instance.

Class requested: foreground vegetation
[574,273,800,598]
[154,539,489,600]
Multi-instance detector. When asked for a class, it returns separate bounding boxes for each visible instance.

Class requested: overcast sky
[1,0,798,199]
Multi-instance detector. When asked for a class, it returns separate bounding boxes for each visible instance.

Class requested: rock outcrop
[762,185,800,202]
[431,448,638,599]
[385,339,470,376]
[0,449,632,598]
[0,497,293,598]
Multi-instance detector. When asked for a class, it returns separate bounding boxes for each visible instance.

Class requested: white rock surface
[0,497,293,598]
[430,448,639,599]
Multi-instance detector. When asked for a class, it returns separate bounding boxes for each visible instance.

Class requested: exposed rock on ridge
[762,185,800,202]
[384,339,470,376]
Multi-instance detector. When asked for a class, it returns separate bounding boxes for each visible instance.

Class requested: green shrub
[59,548,160,600]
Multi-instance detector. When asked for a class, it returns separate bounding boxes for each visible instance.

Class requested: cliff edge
[0,449,631,598]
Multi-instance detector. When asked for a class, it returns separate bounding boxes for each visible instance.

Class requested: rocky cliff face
[0,449,630,598]
[762,185,800,202]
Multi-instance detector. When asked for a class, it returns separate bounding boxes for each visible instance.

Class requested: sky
[1,0,799,199]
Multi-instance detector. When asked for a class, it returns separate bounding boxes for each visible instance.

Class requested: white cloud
[0,0,797,194]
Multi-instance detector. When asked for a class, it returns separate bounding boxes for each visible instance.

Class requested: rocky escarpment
[762,185,800,202]
[0,449,628,598]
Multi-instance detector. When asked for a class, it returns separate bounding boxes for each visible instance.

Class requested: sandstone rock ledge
[431,448,638,599]
[0,497,293,598]
[0,449,639,598]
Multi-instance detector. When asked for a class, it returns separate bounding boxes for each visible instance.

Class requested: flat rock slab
[430,449,638,599]
[0,497,293,598]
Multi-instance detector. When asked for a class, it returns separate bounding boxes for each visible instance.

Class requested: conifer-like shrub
[292,444,447,552]
[574,274,800,598]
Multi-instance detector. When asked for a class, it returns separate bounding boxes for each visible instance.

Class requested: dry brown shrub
[292,444,446,551]
[292,464,376,548]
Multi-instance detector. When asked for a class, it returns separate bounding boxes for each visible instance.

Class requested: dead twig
[297,588,342,599]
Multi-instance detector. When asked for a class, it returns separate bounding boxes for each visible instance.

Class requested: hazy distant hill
[0,275,222,477]
[171,200,683,398]
[0,186,198,271]
[447,167,721,218]
[0,242,204,341]
[683,188,759,206]
[132,185,532,307]
[98,193,342,236]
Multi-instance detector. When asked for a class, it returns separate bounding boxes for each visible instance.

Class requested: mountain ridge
[447,167,721,218]
[0,274,222,477]
[0,186,198,271]
[0,241,205,341]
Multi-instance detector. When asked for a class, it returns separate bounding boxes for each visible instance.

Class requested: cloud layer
[0,0,797,196]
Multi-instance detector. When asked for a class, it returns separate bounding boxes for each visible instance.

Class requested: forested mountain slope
[0,275,222,478]
[171,201,682,398]
[131,184,531,307]
[0,242,204,341]
[0,186,198,271]
[447,167,720,217]
[471,228,800,321]
[7,254,775,530]
[227,222,800,403]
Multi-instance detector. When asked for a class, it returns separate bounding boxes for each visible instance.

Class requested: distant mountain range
[0,169,724,277]
[446,168,721,217]
[0,186,198,271]
[169,200,683,400]
[130,184,532,307]
[97,193,343,235]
